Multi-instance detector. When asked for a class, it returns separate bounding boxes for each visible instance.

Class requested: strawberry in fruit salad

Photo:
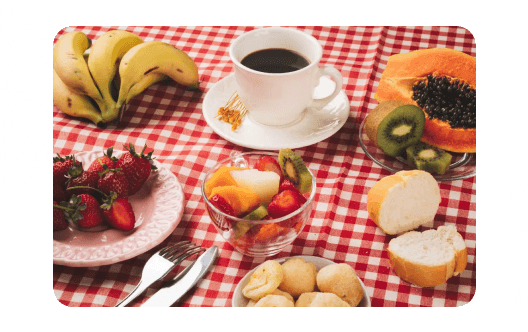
[267,189,307,219]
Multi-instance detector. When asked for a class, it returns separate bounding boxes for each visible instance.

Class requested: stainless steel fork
[115,241,205,307]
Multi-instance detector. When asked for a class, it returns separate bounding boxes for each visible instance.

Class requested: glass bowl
[358,117,476,181]
[201,151,316,257]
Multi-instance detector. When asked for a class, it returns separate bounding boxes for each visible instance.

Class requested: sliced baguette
[387,225,467,287]
[367,170,440,235]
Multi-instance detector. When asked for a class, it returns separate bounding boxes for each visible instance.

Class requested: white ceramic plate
[53,149,185,267]
[232,255,371,307]
[202,74,350,150]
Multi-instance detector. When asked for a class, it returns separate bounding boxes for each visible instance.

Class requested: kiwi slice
[243,205,269,220]
[278,149,313,194]
[406,142,452,175]
[365,101,425,157]
[233,206,268,239]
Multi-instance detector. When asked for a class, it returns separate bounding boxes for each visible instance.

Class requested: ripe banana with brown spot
[53,69,103,125]
[87,30,143,122]
[116,41,199,114]
[53,31,106,114]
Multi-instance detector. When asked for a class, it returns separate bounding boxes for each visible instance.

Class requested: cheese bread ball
[278,258,317,297]
[247,289,294,307]
[309,292,351,307]
[316,263,364,307]
[242,260,284,301]
[254,294,295,307]
[295,292,320,307]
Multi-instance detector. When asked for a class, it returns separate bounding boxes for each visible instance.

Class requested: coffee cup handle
[309,66,343,110]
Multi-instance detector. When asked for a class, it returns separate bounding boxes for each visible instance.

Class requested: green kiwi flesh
[278,149,313,194]
[233,206,269,239]
[376,105,425,157]
[243,205,268,220]
[406,142,452,175]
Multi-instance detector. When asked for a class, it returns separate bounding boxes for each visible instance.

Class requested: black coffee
[241,48,310,73]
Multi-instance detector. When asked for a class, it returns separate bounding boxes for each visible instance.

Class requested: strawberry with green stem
[116,143,157,195]
[97,163,129,198]
[66,168,98,197]
[53,201,68,231]
[87,147,118,174]
[67,186,136,231]
[53,154,82,188]
[54,194,104,229]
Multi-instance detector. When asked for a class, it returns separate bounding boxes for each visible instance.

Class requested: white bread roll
[367,170,441,235]
[387,225,467,287]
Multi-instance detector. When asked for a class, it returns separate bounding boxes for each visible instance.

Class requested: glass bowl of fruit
[201,149,316,257]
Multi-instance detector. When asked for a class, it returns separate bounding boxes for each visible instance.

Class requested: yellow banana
[116,41,199,112]
[115,72,167,122]
[87,30,143,122]
[53,31,107,114]
[53,69,103,125]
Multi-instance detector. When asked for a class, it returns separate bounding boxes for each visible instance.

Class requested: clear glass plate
[358,117,476,181]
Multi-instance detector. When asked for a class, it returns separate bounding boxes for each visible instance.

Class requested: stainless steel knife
[141,246,219,307]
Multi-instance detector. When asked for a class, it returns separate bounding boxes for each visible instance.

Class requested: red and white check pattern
[53,26,476,307]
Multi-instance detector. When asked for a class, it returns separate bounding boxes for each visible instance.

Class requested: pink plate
[53,149,185,267]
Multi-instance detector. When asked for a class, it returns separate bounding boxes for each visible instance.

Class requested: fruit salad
[202,149,315,257]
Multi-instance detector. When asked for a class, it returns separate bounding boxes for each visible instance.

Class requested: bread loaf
[387,225,467,287]
[367,170,441,235]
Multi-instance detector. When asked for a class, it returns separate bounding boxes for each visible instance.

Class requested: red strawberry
[116,143,157,195]
[100,192,136,231]
[267,189,307,219]
[53,201,68,231]
[53,154,82,188]
[87,147,117,174]
[97,165,129,198]
[254,155,282,177]
[66,170,98,196]
[209,194,235,216]
[53,182,67,202]
[61,194,103,229]
[278,178,300,193]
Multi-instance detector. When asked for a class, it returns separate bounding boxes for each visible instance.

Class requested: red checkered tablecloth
[53,26,476,307]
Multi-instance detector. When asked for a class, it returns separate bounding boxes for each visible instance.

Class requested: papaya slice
[204,166,248,197]
[374,48,476,153]
[209,186,260,217]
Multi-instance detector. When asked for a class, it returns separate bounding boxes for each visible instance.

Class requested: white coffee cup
[229,27,343,127]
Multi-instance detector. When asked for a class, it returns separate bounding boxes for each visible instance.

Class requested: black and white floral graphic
[0,6,58,187]
[466,148,528,324]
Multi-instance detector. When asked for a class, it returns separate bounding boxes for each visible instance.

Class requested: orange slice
[209,185,260,217]
[204,166,248,197]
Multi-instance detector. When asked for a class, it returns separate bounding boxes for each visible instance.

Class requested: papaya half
[374,48,476,153]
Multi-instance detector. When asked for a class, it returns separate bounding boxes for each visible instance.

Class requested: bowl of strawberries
[202,149,316,257]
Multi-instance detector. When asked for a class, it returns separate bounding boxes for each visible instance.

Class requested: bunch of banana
[53,30,200,126]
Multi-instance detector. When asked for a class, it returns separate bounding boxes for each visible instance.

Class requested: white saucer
[202,74,350,150]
